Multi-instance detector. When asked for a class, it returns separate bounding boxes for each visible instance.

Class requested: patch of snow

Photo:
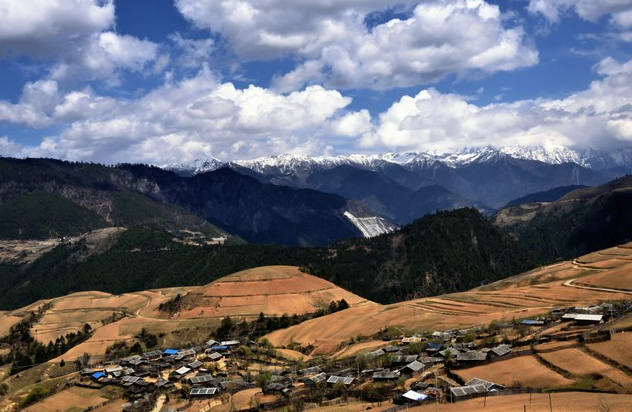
[344,211,397,238]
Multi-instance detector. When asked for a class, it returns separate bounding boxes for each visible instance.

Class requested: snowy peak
[166,157,225,176]
[167,145,632,177]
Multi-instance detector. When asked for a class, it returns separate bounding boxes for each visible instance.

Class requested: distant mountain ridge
[167,145,632,175]
[167,146,631,216]
[0,158,395,246]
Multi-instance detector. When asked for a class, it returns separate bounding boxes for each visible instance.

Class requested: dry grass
[588,333,632,370]
[176,266,375,319]
[23,386,107,412]
[413,392,632,412]
[265,246,632,353]
[455,356,574,389]
[539,348,632,392]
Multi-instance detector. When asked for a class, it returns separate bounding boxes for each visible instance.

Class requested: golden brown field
[413,392,632,412]
[455,356,574,389]
[174,266,375,319]
[265,243,632,353]
[23,386,108,412]
[588,333,632,367]
[539,348,632,392]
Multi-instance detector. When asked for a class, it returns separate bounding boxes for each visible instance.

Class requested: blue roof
[92,372,106,379]
[163,349,179,355]
[427,342,441,350]
[211,345,229,350]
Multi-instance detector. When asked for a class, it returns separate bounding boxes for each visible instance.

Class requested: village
[73,301,629,412]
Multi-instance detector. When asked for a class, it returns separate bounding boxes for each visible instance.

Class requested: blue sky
[1,0,632,165]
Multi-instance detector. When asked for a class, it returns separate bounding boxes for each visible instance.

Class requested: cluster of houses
[76,301,629,408]
[82,339,246,399]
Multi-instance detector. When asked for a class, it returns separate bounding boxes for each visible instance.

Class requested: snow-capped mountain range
[164,145,632,226]
[166,145,632,176]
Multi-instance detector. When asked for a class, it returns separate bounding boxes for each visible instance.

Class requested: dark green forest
[0,209,535,309]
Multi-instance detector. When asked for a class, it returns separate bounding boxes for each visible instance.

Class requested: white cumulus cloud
[360,55,632,152]
[528,0,632,31]
[176,0,537,91]
[0,0,159,83]
[14,69,355,164]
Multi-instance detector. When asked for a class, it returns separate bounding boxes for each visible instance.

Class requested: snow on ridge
[168,145,632,176]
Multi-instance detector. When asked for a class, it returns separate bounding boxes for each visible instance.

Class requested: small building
[91,371,106,381]
[187,360,203,370]
[383,345,401,353]
[574,314,603,325]
[174,366,192,377]
[304,372,327,386]
[203,352,223,362]
[142,350,163,360]
[449,384,488,402]
[298,366,323,376]
[490,344,512,358]
[401,360,424,375]
[439,347,460,358]
[220,340,240,347]
[210,345,230,353]
[391,355,418,364]
[366,349,386,357]
[401,336,423,344]
[402,390,429,403]
[220,378,249,392]
[464,377,505,391]
[190,387,219,398]
[188,374,216,386]
[372,370,400,381]
[456,351,487,364]
[326,376,354,385]
[163,349,179,357]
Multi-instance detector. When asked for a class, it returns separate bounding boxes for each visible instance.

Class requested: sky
[1,0,632,165]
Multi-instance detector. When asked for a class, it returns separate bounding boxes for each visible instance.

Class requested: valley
[1,240,632,411]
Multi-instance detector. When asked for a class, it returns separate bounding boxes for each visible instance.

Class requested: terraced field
[266,242,632,353]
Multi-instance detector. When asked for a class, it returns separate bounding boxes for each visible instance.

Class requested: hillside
[0,158,376,247]
[0,266,374,362]
[265,240,632,354]
[0,208,534,309]
[154,265,375,319]
[0,228,324,310]
[494,174,632,261]
[305,208,535,303]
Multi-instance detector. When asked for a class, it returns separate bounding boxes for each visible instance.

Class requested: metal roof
[402,390,428,401]
[306,372,327,384]
[465,377,505,390]
[190,387,218,396]
[392,355,418,363]
[574,314,603,322]
[187,360,204,369]
[491,344,512,357]
[122,375,140,383]
[456,351,487,362]
[450,384,489,397]
[189,374,215,384]
[175,366,192,375]
[206,352,222,360]
[403,360,425,372]
[327,376,354,385]
[298,366,322,375]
